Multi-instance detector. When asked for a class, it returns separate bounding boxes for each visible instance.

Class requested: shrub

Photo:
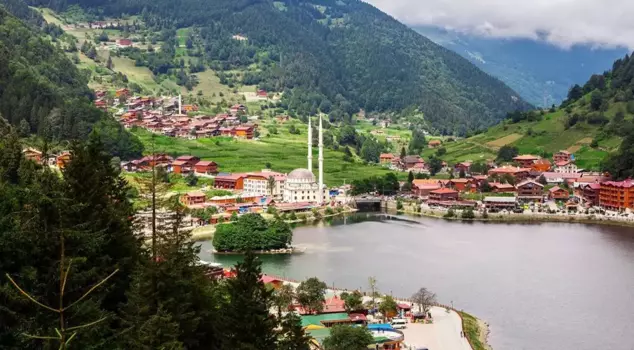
[461,209,475,220]
[444,209,456,218]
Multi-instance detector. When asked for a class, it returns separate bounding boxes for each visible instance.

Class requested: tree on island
[212,214,292,252]
[411,287,437,315]
[296,277,327,313]
[340,290,364,312]
[323,324,374,350]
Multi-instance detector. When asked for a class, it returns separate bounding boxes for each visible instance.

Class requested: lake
[197,213,634,350]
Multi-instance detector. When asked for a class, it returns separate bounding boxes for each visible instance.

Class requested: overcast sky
[366,0,634,49]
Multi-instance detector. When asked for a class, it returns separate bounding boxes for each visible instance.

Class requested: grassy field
[132,124,401,186]
[459,311,489,350]
[422,108,622,170]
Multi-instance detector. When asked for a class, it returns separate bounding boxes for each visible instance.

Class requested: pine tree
[407,171,414,184]
[278,313,311,350]
[222,251,277,349]
[400,146,406,159]
[106,55,114,70]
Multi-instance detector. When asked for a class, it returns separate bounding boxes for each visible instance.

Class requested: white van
[390,318,407,329]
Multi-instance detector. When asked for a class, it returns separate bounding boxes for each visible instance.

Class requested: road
[401,307,472,350]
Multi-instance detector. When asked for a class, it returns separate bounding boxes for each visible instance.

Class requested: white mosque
[282,115,328,204]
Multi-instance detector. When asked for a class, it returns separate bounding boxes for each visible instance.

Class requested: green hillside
[26,0,530,134]
[0,5,142,158]
[424,53,634,171]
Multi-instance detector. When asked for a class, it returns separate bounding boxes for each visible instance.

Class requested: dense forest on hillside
[28,0,531,135]
[0,122,311,349]
[0,6,142,158]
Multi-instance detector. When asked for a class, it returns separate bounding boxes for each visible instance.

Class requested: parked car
[390,318,407,329]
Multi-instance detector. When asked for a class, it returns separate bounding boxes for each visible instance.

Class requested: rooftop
[513,155,539,160]
[431,188,458,194]
[484,196,517,203]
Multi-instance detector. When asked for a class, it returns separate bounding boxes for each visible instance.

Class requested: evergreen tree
[222,252,278,349]
[400,146,406,159]
[407,171,414,184]
[106,55,114,70]
[278,313,311,350]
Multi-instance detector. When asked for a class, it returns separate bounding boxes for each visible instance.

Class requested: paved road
[401,307,472,350]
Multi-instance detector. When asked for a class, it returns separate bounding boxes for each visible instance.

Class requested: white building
[242,170,287,200]
[282,115,327,203]
[555,161,578,173]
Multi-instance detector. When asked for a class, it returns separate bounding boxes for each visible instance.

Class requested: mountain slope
[27,0,531,135]
[423,51,634,171]
[0,6,142,158]
[415,26,628,107]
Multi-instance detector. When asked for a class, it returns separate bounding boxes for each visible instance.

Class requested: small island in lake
[212,213,297,254]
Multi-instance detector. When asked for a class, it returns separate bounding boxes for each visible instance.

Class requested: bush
[590,139,599,148]
[461,209,475,220]
[396,200,404,210]
[325,207,334,215]
[444,209,456,218]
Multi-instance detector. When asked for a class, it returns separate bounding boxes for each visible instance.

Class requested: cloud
[365,0,634,49]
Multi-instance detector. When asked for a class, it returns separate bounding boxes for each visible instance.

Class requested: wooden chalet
[548,186,570,201]
[513,155,539,168]
[214,173,246,190]
[23,148,43,163]
[195,161,218,175]
[181,191,206,206]
[56,152,72,169]
[516,180,544,202]
[235,126,254,139]
[429,188,459,201]
[172,155,200,174]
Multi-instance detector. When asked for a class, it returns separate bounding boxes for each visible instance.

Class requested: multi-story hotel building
[600,180,634,210]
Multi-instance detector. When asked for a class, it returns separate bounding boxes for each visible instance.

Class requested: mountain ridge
[25,0,532,135]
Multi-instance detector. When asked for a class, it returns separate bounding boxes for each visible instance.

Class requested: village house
[513,155,540,168]
[235,125,255,139]
[194,160,218,175]
[429,188,459,201]
[548,186,570,201]
[115,88,130,98]
[580,183,601,207]
[181,191,206,207]
[531,158,552,173]
[428,140,442,148]
[172,155,200,174]
[379,153,394,165]
[94,100,108,111]
[454,162,472,174]
[483,197,517,211]
[56,152,72,169]
[541,172,581,185]
[229,104,247,114]
[256,89,268,98]
[516,180,544,202]
[554,160,578,173]
[402,155,425,170]
[220,127,235,137]
[488,166,531,182]
[489,183,516,193]
[600,180,634,210]
[214,173,246,190]
[553,150,572,164]
[448,179,474,192]
[23,148,43,163]
[116,39,133,48]
[412,179,442,197]
[182,104,199,112]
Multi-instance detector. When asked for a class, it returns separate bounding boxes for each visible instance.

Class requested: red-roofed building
[513,155,539,168]
[116,39,133,47]
[429,188,459,201]
[220,127,235,137]
[115,88,130,98]
[260,275,284,289]
[172,155,200,174]
[235,126,254,139]
[195,160,218,174]
[600,180,634,210]
[257,89,268,98]
[554,160,578,173]
[490,183,516,193]
[531,158,552,172]
[380,153,395,165]
[454,162,472,174]
[553,150,572,164]
[321,296,346,314]
[56,151,72,169]
[230,104,246,114]
[181,191,206,206]
[548,186,569,201]
[488,166,531,182]
[215,174,246,190]
[448,178,474,192]
[412,180,442,197]
[23,148,43,163]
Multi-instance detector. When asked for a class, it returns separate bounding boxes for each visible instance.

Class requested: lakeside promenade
[263,273,487,350]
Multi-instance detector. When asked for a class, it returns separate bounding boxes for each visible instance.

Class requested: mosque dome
[287,168,316,182]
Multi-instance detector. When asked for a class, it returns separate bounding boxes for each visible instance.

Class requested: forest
[0,6,142,158]
[26,0,532,135]
[0,121,313,349]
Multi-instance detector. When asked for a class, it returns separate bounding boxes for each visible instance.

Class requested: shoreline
[263,273,491,350]
[189,207,359,242]
[397,207,634,228]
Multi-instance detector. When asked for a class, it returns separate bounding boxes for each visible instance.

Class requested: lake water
[197,213,634,350]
